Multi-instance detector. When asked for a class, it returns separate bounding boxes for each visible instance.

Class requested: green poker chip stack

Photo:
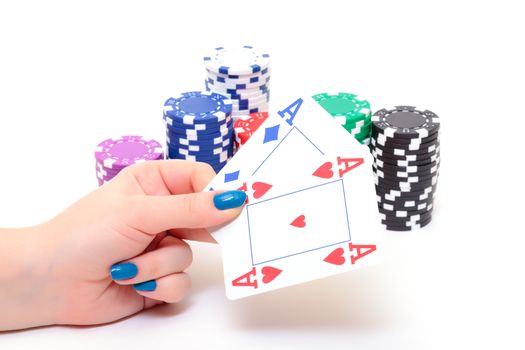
[312,92,372,145]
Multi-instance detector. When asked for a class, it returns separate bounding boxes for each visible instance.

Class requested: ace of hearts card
[205,96,383,300]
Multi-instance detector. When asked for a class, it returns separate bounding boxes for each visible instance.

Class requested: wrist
[0,224,60,331]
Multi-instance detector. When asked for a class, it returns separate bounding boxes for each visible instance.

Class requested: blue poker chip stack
[163,91,234,173]
[203,45,271,120]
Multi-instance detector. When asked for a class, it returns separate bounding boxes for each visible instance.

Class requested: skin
[0,160,243,331]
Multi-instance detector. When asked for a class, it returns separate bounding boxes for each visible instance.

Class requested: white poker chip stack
[204,45,271,120]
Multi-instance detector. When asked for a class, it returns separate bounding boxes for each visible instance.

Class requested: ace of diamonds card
[206,96,383,300]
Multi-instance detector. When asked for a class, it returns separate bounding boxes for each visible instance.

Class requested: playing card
[206,96,383,299]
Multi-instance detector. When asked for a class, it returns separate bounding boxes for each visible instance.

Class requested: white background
[1,0,524,349]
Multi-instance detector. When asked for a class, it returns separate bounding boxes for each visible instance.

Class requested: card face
[247,180,350,265]
[206,96,383,300]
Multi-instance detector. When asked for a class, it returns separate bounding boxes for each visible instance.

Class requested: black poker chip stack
[370,106,440,231]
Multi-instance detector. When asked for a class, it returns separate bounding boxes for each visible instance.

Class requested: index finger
[122,160,216,196]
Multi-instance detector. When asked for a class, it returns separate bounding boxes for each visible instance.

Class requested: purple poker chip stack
[94,135,164,186]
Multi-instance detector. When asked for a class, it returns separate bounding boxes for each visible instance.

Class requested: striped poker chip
[376,193,435,210]
[381,216,433,231]
[206,75,270,90]
[377,185,437,202]
[372,106,440,139]
[95,135,164,170]
[378,202,433,215]
[312,92,372,146]
[233,112,269,149]
[373,172,440,190]
[163,91,233,126]
[378,211,432,223]
[203,45,271,75]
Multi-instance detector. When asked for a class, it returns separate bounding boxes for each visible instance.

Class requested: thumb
[123,190,246,236]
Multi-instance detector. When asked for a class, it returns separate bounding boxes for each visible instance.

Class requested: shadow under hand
[143,301,192,318]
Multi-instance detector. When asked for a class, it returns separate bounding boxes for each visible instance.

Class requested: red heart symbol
[312,161,334,179]
[252,182,273,199]
[324,247,345,265]
[261,266,282,284]
[290,214,306,228]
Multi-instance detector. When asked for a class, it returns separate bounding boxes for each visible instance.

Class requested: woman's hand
[0,160,246,331]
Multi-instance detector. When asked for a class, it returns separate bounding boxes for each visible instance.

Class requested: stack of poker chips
[370,106,440,231]
[233,112,269,151]
[95,135,164,186]
[163,91,234,173]
[312,92,372,145]
[204,45,270,119]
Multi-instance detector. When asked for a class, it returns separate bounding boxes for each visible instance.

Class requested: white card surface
[206,96,383,300]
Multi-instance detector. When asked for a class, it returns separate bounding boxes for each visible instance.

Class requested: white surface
[0,0,524,349]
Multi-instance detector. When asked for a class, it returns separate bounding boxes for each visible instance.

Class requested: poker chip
[164,92,235,173]
[206,68,271,84]
[375,185,437,201]
[203,45,271,75]
[374,170,439,186]
[204,45,271,116]
[372,129,439,146]
[372,139,440,156]
[374,174,440,192]
[377,203,434,217]
[229,92,270,106]
[167,120,233,137]
[377,193,435,209]
[163,92,233,126]
[381,216,433,231]
[370,106,440,231]
[206,76,270,90]
[166,115,232,131]
[212,85,269,99]
[372,149,440,166]
[373,161,440,179]
[379,208,433,221]
[94,135,164,186]
[372,106,440,139]
[373,151,440,166]
[233,102,269,114]
[167,147,233,162]
[373,136,440,152]
[233,112,269,150]
[167,130,234,145]
[167,138,232,151]
[231,96,269,108]
[312,92,372,144]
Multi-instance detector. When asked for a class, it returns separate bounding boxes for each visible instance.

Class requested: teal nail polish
[133,280,157,292]
[213,190,247,210]
[110,262,138,280]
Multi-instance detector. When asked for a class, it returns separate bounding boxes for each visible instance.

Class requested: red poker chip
[234,112,269,148]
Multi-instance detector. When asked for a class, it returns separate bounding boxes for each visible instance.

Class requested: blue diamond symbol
[263,124,280,144]
[224,170,240,183]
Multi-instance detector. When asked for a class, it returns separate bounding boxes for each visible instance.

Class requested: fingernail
[110,262,138,280]
[133,280,157,292]
[213,190,247,210]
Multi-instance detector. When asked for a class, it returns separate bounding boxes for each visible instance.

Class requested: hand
[0,160,246,331]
